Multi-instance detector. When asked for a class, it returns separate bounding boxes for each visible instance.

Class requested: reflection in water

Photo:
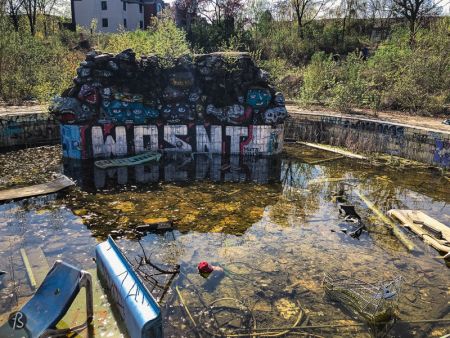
[0,144,449,337]
[64,153,282,192]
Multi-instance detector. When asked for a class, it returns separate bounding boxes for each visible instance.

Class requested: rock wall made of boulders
[50,50,288,126]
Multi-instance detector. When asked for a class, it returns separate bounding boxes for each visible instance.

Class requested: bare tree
[270,0,294,21]
[36,0,57,36]
[367,0,394,39]
[23,0,37,35]
[391,0,442,45]
[175,0,200,32]
[339,0,358,42]
[5,0,24,31]
[192,0,244,25]
[290,0,329,37]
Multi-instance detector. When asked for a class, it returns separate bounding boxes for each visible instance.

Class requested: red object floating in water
[198,261,213,274]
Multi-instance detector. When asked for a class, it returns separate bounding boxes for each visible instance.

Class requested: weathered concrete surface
[0,106,60,149]
[285,108,450,168]
[286,105,450,132]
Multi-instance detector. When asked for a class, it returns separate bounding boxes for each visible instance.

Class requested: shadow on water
[0,144,449,337]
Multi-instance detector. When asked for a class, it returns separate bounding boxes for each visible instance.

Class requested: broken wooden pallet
[388,209,450,254]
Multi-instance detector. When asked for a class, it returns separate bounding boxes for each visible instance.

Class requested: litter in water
[94,151,161,169]
[323,273,403,325]
[388,209,450,255]
[0,175,74,203]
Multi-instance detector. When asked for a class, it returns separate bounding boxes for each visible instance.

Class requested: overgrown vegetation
[0,18,80,103]
[0,0,448,115]
[298,20,450,113]
[99,19,190,57]
[0,13,190,103]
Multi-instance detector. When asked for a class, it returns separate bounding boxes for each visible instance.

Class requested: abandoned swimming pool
[0,144,449,337]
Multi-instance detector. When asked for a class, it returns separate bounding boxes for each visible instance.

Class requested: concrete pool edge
[285,109,450,169]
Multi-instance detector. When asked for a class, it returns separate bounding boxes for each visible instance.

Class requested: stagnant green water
[0,144,449,337]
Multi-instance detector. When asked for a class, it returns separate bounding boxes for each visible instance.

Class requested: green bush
[300,52,335,104]
[101,19,190,57]
[258,58,303,99]
[330,53,373,111]
[298,18,449,114]
[366,19,450,114]
[0,19,82,103]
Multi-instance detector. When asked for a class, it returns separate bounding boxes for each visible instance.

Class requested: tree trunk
[341,15,347,43]
[26,0,37,36]
[9,14,20,31]
[408,18,416,47]
[297,21,304,38]
[294,6,305,39]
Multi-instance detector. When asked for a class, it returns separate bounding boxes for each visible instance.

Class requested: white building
[71,0,165,33]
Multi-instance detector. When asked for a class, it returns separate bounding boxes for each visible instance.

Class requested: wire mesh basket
[323,273,403,325]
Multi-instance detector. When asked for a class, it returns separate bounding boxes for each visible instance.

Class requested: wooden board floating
[20,248,37,290]
[297,142,368,160]
[388,210,450,254]
[94,152,162,169]
[0,175,74,203]
[355,190,417,252]
[306,155,345,165]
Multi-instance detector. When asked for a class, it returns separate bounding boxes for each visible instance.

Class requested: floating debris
[0,175,74,203]
[388,209,450,255]
[94,152,161,169]
[323,273,403,325]
[354,189,418,252]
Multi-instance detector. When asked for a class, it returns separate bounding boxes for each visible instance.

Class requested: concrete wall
[285,113,450,169]
[0,112,60,149]
[74,0,144,33]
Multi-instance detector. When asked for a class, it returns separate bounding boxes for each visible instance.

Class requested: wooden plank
[297,142,367,160]
[0,175,74,202]
[308,177,358,185]
[354,190,418,252]
[306,155,345,165]
[26,247,49,286]
[20,249,36,290]
[388,210,450,254]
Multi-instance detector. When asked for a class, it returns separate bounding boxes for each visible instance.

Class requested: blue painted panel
[246,88,271,109]
[61,125,82,159]
[103,100,159,124]
[96,236,163,338]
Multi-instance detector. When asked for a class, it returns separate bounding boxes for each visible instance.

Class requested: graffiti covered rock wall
[50,50,288,159]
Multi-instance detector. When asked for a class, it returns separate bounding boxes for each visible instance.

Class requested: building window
[157,3,162,13]
[139,20,143,29]
[123,18,127,28]
[139,4,143,13]
[102,18,108,27]
[101,1,107,10]
[123,1,126,11]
